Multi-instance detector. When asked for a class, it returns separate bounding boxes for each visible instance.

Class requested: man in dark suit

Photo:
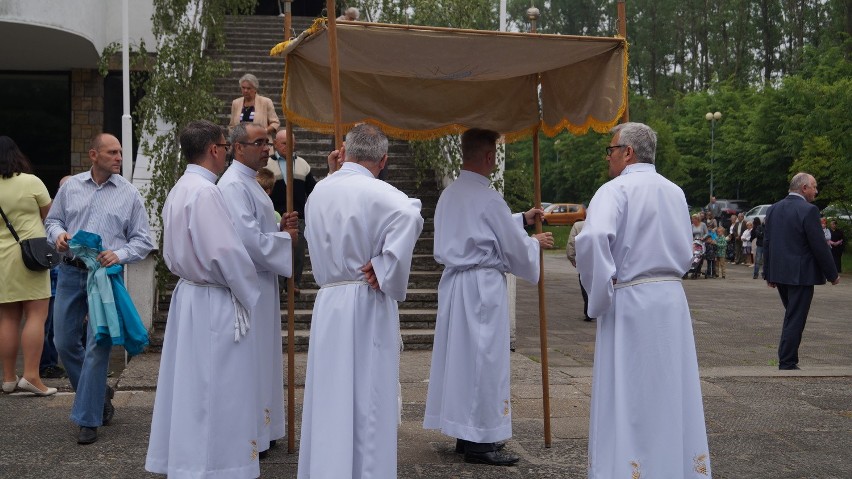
[764,172,839,370]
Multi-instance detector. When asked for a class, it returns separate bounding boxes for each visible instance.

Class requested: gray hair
[229,122,264,144]
[345,7,360,19]
[344,124,388,163]
[239,73,259,90]
[789,172,813,193]
[610,122,657,164]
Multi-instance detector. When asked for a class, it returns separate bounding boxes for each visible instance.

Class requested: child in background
[704,229,718,279]
[256,167,282,223]
[715,226,728,278]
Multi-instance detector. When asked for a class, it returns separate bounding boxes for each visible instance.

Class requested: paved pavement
[1,254,850,478]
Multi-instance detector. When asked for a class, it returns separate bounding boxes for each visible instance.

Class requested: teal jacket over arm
[69,230,149,356]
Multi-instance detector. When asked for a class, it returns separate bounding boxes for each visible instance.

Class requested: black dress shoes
[102,386,115,425]
[78,426,98,445]
[454,439,506,454]
[779,365,801,370]
[464,449,519,466]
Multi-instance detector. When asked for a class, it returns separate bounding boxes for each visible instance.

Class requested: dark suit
[764,194,838,369]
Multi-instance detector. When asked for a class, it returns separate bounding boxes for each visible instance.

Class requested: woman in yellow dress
[0,136,56,396]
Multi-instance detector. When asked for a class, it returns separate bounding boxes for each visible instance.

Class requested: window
[0,72,70,196]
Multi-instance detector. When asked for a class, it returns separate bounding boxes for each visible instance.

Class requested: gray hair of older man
[789,172,813,192]
[610,122,657,165]
[238,73,259,90]
[229,122,264,145]
[344,124,388,163]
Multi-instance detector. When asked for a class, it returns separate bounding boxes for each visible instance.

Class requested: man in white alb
[297,124,423,478]
[424,128,553,466]
[146,120,262,478]
[576,122,711,478]
[218,122,298,456]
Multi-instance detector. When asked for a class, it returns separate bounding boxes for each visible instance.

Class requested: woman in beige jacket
[229,73,279,140]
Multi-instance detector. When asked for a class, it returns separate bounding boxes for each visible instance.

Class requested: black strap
[0,204,22,243]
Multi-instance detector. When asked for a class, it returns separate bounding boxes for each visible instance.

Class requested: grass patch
[534,224,572,251]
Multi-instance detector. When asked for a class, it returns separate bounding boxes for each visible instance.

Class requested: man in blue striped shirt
[45,133,154,445]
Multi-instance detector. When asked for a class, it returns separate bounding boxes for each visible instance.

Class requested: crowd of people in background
[694,197,845,281]
[689,206,768,280]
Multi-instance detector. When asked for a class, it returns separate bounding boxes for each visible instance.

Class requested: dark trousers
[579,276,590,319]
[293,219,307,288]
[39,295,59,370]
[776,284,814,369]
[734,239,744,263]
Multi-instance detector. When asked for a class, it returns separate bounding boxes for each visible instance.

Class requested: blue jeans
[54,264,111,427]
[753,246,764,278]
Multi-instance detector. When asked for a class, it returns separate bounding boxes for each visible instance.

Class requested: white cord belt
[179,278,250,342]
[320,280,369,289]
[613,276,683,290]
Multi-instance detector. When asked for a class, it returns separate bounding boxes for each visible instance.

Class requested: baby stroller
[688,239,705,279]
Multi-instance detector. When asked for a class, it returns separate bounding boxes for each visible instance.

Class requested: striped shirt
[45,171,155,264]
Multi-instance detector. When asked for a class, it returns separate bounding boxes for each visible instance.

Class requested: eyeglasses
[605,145,628,156]
[215,143,231,149]
[238,139,270,148]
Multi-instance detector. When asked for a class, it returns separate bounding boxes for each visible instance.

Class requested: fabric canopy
[271,19,627,141]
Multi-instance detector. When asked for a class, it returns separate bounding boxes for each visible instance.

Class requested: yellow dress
[0,173,52,303]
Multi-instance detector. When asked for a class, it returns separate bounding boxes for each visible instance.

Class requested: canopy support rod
[617,0,629,122]
[283,0,297,455]
[532,129,552,447]
[327,0,344,162]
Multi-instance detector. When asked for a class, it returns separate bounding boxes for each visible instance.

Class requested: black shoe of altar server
[454,439,506,454]
[464,449,519,466]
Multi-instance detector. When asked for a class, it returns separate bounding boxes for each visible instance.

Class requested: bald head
[273,129,295,157]
[789,172,818,203]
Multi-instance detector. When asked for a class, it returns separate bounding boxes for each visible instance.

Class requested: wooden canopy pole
[326,0,344,167]
[526,5,552,448]
[282,0,297,455]
[617,0,629,123]
[531,129,552,448]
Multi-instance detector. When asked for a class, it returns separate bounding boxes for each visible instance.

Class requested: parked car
[711,199,750,228]
[821,204,852,221]
[744,204,771,224]
[542,203,586,226]
[540,202,552,210]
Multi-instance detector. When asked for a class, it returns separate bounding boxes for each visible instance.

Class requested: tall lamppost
[705,111,721,199]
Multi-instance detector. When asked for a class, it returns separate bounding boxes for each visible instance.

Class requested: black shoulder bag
[0,204,62,271]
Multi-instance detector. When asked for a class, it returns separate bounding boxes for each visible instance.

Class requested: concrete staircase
[153,15,442,351]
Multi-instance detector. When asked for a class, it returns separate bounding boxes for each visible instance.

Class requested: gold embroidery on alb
[693,453,709,475]
[630,460,641,479]
[250,440,258,460]
[503,399,510,416]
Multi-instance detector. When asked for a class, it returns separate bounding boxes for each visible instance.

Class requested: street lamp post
[705,111,722,199]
